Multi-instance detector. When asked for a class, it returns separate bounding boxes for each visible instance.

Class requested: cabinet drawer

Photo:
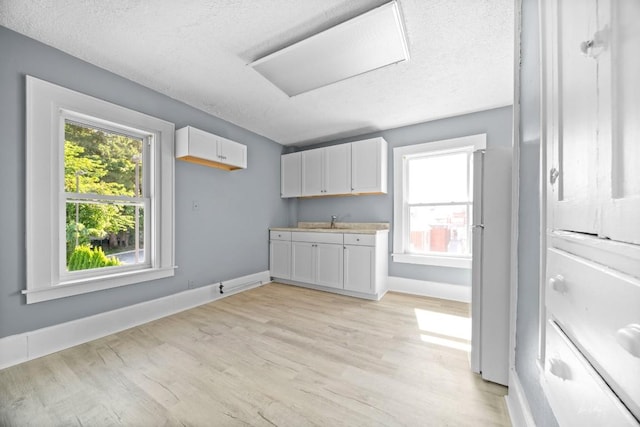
[291,232,343,244]
[544,320,637,426]
[344,233,375,246]
[270,231,291,241]
[547,248,640,419]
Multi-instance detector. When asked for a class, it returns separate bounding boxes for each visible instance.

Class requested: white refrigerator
[470,147,512,386]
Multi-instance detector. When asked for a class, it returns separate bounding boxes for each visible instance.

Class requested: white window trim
[392,134,486,269]
[25,76,175,304]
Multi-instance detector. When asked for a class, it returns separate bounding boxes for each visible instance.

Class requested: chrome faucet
[330,215,337,229]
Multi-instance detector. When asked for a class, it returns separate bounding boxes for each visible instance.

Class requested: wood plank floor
[0,283,510,426]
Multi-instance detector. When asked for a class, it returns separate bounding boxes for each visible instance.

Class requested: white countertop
[270,222,389,235]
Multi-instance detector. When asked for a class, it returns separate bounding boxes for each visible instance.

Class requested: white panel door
[352,138,384,193]
[324,144,351,195]
[344,245,373,293]
[597,0,640,245]
[301,149,323,196]
[270,240,291,279]
[281,153,301,198]
[218,139,247,169]
[547,0,599,234]
[315,243,343,289]
[291,242,315,283]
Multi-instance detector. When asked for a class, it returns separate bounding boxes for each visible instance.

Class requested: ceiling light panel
[249,1,409,97]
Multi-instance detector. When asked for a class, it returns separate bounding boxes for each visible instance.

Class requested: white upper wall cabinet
[281,152,301,198]
[324,144,351,195]
[301,145,351,196]
[284,137,388,198]
[351,137,387,194]
[301,148,324,196]
[176,126,247,171]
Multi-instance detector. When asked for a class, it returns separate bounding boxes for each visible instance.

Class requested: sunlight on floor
[414,308,471,352]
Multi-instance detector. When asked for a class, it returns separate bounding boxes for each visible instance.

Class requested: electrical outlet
[188,280,196,289]
[192,200,200,211]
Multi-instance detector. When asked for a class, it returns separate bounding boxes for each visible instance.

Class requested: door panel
[301,149,323,196]
[344,245,373,293]
[315,244,343,289]
[324,144,351,195]
[598,0,640,244]
[549,0,599,234]
[291,242,314,283]
[270,240,291,279]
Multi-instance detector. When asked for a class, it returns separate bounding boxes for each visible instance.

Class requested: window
[393,134,486,268]
[25,76,175,303]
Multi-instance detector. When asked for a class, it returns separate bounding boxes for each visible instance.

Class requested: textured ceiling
[0,0,514,146]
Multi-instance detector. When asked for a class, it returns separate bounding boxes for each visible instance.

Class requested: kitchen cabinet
[315,243,343,289]
[344,245,373,293]
[545,0,640,245]
[284,137,387,198]
[541,0,640,423]
[351,137,387,194]
[301,144,350,196]
[301,148,323,196]
[291,232,343,289]
[291,242,315,283]
[269,231,291,279]
[281,153,301,198]
[176,126,247,171]
[270,229,388,300]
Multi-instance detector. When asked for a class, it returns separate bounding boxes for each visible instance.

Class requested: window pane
[64,121,143,197]
[408,205,471,255]
[66,200,145,271]
[407,152,470,203]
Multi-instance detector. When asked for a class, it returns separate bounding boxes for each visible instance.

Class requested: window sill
[392,253,472,269]
[22,267,176,304]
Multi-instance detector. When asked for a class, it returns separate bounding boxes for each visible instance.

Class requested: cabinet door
[352,138,387,194]
[281,153,301,198]
[270,240,291,279]
[218,139,246,169]
[301,149,323,196]
[344,245,373,293]
[546,0,599,234]
[315,244,343,289]
[292,242,315,283]
[324,144,351,195]
[597,0,640,245]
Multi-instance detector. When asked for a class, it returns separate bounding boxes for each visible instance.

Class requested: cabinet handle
[549,275,567,294]
[548,358,571,380]
[616,324,640,358]
[549,167,560,185]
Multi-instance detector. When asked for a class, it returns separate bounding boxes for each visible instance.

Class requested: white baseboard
[387,276,471,303]
[0,271,270,370]
[505,369,536,427]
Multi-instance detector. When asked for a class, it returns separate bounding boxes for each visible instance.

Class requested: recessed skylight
[249,1,410,97]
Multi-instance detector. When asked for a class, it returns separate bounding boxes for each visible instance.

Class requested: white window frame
[25,76,175,304]
[392,134,486,269]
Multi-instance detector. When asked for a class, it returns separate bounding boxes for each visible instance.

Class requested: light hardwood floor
[0,283,510,426]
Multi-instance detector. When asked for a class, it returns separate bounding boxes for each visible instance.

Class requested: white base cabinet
[344,245,373,293]
[269,231,291,279]
[270,229,388,300]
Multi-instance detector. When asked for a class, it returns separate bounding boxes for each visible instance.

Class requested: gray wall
[294,106,513,287]
[0,26,291,338]
[515,0,558,425]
